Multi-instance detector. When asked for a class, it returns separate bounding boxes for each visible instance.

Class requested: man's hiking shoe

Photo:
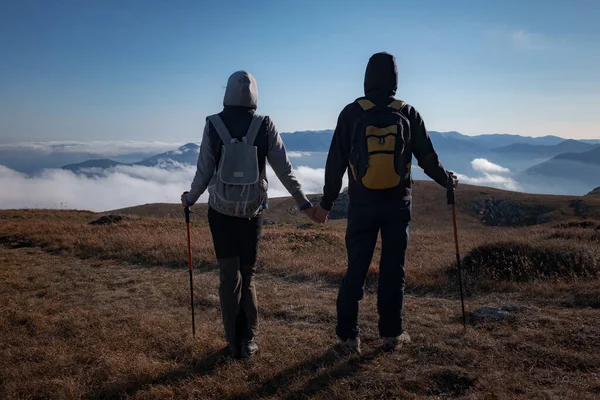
[240,339,258,359]
[338,337,361,356]
[382,331,411,352]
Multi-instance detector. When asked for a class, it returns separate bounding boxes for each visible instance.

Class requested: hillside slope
[588,187,600,196]
[2,191,599,399]
[112,181,600,227]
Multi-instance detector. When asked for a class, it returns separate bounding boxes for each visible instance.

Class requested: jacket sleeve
[266,118,311,208]
[320,108,350,211]
[406,105,450,188]
[186,121,216,205]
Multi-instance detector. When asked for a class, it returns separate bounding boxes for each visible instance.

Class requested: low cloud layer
[457,158,519,191]
[471,158,510,174]
[0,157,520,211]
[0,141,185,157]
[0,163,339,212]
[287,152,314,158]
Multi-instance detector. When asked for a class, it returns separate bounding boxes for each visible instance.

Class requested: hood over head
[364,52,398,97]
[223,70,258,109]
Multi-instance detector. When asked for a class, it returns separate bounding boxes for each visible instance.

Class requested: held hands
[303,203,330,224]
[304,207,320,223]
[313,204,329,224]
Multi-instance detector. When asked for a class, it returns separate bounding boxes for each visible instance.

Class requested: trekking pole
[447,183,467,330]
[184,205,196,338]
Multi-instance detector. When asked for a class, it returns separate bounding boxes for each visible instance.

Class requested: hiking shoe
[338,337,361,355]
[228,343,241,359]
[240,339,259,359]
[382,331,411,352]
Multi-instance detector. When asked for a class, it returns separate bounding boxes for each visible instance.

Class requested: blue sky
[1,0,599,142]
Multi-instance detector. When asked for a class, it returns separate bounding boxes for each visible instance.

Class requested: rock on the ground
[569,199,589,218]
[472,197,554,226]
[471,305,521,320]
[500,305,523,312]
[89,215,128,226]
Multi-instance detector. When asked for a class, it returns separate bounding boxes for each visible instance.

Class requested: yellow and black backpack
[349,98,411,190]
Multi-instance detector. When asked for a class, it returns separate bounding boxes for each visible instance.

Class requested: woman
[182,70,316,358]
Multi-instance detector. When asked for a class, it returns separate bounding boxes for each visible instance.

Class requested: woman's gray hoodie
[185,71,310,210]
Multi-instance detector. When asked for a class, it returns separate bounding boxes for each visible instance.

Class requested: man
[182,70,317,358]
[314,52,457,354]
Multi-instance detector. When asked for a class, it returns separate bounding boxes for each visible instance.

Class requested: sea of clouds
[0,140,523,211]
[0,156,519,212]
[0,163,334,211]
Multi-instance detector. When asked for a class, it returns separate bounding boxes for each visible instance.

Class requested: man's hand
[181,192,189,207]
[313,204,330,224]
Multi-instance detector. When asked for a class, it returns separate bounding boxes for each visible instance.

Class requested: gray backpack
[207,114,266,218]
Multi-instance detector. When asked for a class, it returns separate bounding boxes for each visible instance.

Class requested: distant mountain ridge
[276,130,585,154]
[62,143,200,172]
[280,130,591,152]
[135,143,200,168]
[279,130,334,152]
[62,159,126,170]
[59,131,599,171]
[524,146,600,187]
[554,145,600,164]
[59,131,600,197]
[490,139,594,157]
[462,134,565,148]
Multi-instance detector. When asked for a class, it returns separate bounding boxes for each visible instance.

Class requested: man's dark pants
[336,202,410,340]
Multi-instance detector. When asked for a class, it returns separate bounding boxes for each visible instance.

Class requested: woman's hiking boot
[240,338,259,358]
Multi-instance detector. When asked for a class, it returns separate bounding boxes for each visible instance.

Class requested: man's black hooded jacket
[320,52,451,211]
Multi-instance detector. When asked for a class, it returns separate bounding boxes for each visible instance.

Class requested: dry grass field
[1,182,600,399]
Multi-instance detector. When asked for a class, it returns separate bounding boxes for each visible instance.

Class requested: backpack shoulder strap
[244,115,265,145]
[388,99,406,111]
[357,98,376,111]
[207,114,233,143]
[389,100,411,138]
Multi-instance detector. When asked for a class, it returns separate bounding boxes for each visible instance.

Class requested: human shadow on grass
[281,349,381,400]
[90,346,231,400]
[231,347,381,400]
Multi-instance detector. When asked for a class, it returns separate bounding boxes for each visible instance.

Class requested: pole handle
[185,207,191,223]
[183,192,192,223]
[446,172,458,205]
[447,184,456,205]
